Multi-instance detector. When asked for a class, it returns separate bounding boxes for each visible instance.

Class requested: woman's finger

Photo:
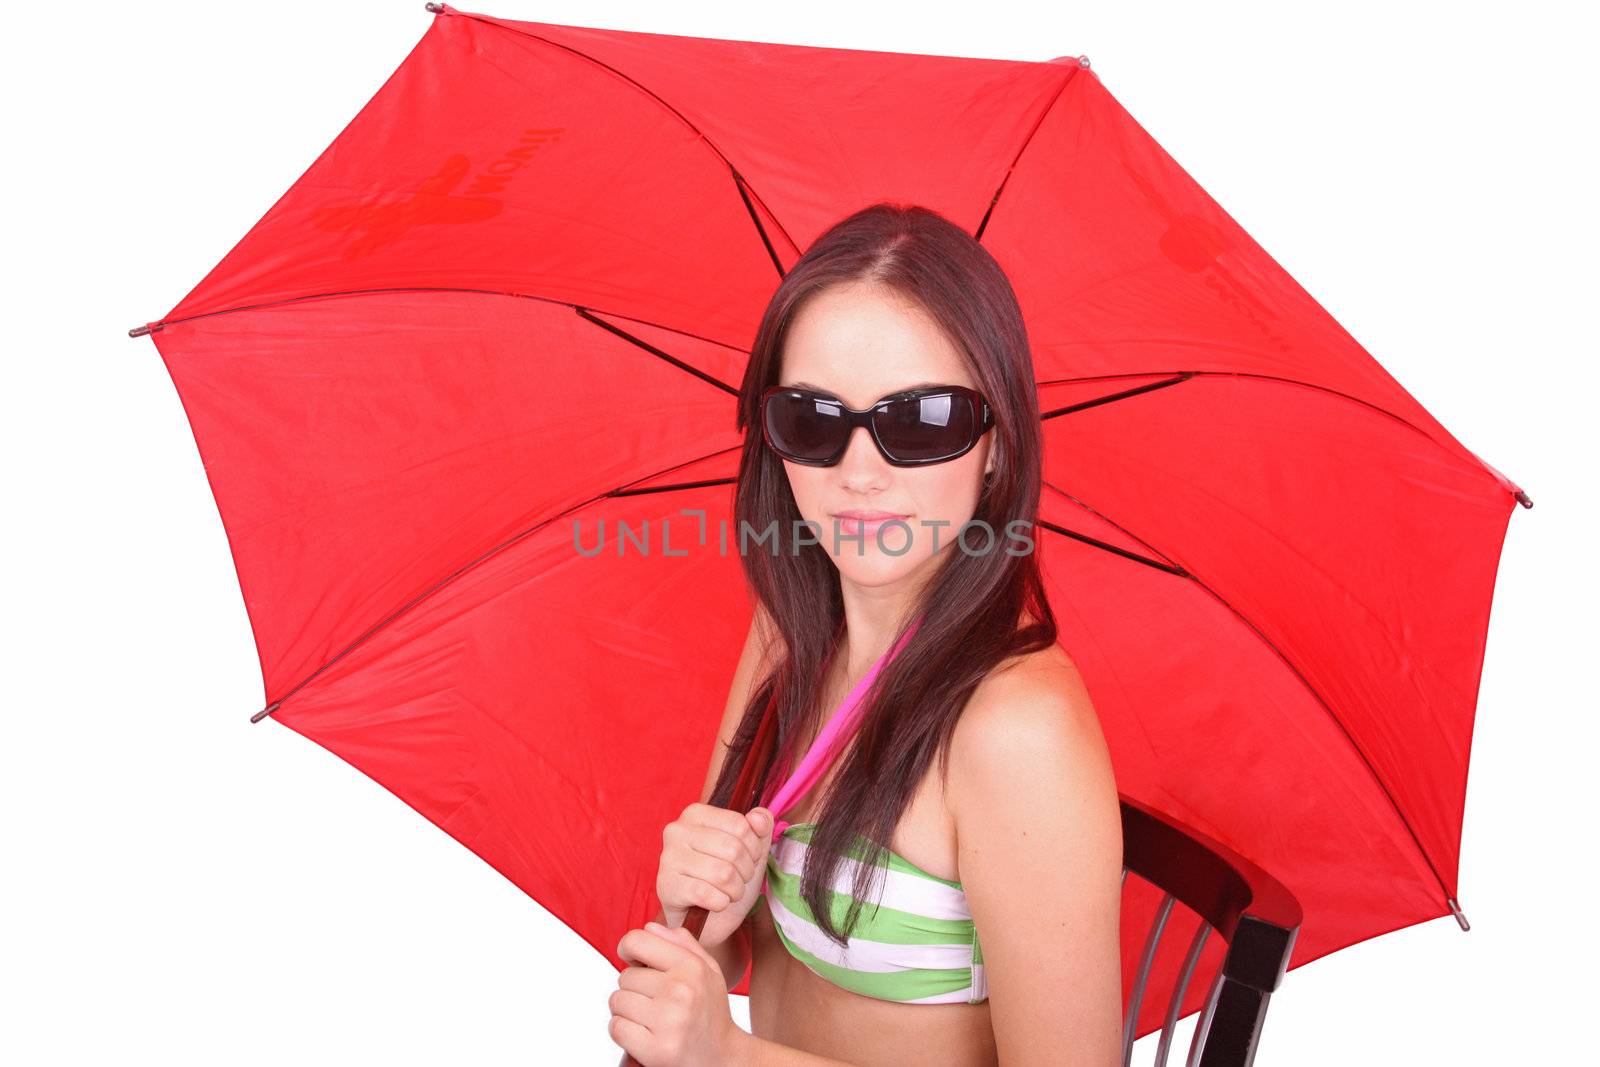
[606,1012,655,1061]
[685,879,731,913]
[608,986,656,1024]
[690,825,757,881]
[681,802,751,839]
[650,921,720,973]
[744,807,775,855]
[683,844,748,900]
[661,924,716,964]
[617,923,690,972]
[616,962,673,997]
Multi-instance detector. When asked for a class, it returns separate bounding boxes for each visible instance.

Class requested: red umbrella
[131,1,1528,1043]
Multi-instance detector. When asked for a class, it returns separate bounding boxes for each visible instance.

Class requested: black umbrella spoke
[975,63,1086,244]
[1036,518,1189,578]
[128,285,748,355]
[608,476,737,497]
[574,307,741,397]
[1039,475,1459,909]
[1034,368,1475,464]
[1039,372,1193,420]
[462,9,800,281]
[250,444,742,724]
[731,171,788,281]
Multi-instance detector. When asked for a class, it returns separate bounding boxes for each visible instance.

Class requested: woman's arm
[946,654,1125,1066]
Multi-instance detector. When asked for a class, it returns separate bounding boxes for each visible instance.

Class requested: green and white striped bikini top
[757,620,988,1006]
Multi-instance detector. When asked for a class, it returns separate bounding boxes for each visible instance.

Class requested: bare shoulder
[965,640,1097,746]
[970,607,1091,726]
[946,640,1117,834]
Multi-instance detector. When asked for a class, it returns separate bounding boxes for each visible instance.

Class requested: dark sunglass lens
[877,392,977,462]
[766,392,845,462]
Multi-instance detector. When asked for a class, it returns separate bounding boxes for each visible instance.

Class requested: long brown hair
[709,201,1056,947]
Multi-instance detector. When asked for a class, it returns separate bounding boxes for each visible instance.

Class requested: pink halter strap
[759,616,922,841]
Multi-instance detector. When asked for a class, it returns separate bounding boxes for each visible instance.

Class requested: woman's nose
[835,425,888,483]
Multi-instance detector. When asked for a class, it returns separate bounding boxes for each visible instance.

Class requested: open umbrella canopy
[133,2,1527,1037]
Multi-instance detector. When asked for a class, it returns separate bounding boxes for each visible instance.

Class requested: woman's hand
[609,921,749,1067]
[656,803,775,947]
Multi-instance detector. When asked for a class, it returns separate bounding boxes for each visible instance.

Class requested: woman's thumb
[748,806,774,834]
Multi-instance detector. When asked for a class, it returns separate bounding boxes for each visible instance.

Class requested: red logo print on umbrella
[311,132,564,259]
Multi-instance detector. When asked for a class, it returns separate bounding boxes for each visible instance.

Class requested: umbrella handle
[617,678,783,1066]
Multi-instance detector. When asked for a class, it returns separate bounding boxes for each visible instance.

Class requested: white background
[4,0,1593,1062]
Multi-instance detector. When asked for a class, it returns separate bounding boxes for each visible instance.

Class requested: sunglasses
[760,383,995,467]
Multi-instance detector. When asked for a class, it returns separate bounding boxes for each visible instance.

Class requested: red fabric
[141,4,1525,1033]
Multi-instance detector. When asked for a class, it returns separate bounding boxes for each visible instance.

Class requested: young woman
[609,204,1124,1066]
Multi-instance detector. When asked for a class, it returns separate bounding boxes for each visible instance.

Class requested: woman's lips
[833,513,909,537]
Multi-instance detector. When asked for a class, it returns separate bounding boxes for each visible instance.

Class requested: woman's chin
[831,549,933,589]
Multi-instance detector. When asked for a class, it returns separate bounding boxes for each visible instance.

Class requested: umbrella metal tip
[425,2,445,12]
[1078,54,1091,69]
[1514,489,1533,508]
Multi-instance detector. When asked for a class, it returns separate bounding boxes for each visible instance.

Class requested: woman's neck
[835,570,931,684]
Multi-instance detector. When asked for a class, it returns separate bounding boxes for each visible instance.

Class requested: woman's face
[776,282,994,590]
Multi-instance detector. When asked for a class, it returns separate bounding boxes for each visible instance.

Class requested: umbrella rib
[1039,367,1525,502]
[574,307,741,397]
[609,476,736,498]
[1042,479,1186,574]
[129,285,746,370]
[451,9,798,279]
[1035,516,1189,577]
[1037,368,1440,445]
[250,445,743,725]
[1040,477,1459,908]
[975,63,1085,243]
[1040,372,1193,419]
[731,170,789,280]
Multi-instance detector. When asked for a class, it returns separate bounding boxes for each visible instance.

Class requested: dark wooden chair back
[1118,796,1303,1066]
